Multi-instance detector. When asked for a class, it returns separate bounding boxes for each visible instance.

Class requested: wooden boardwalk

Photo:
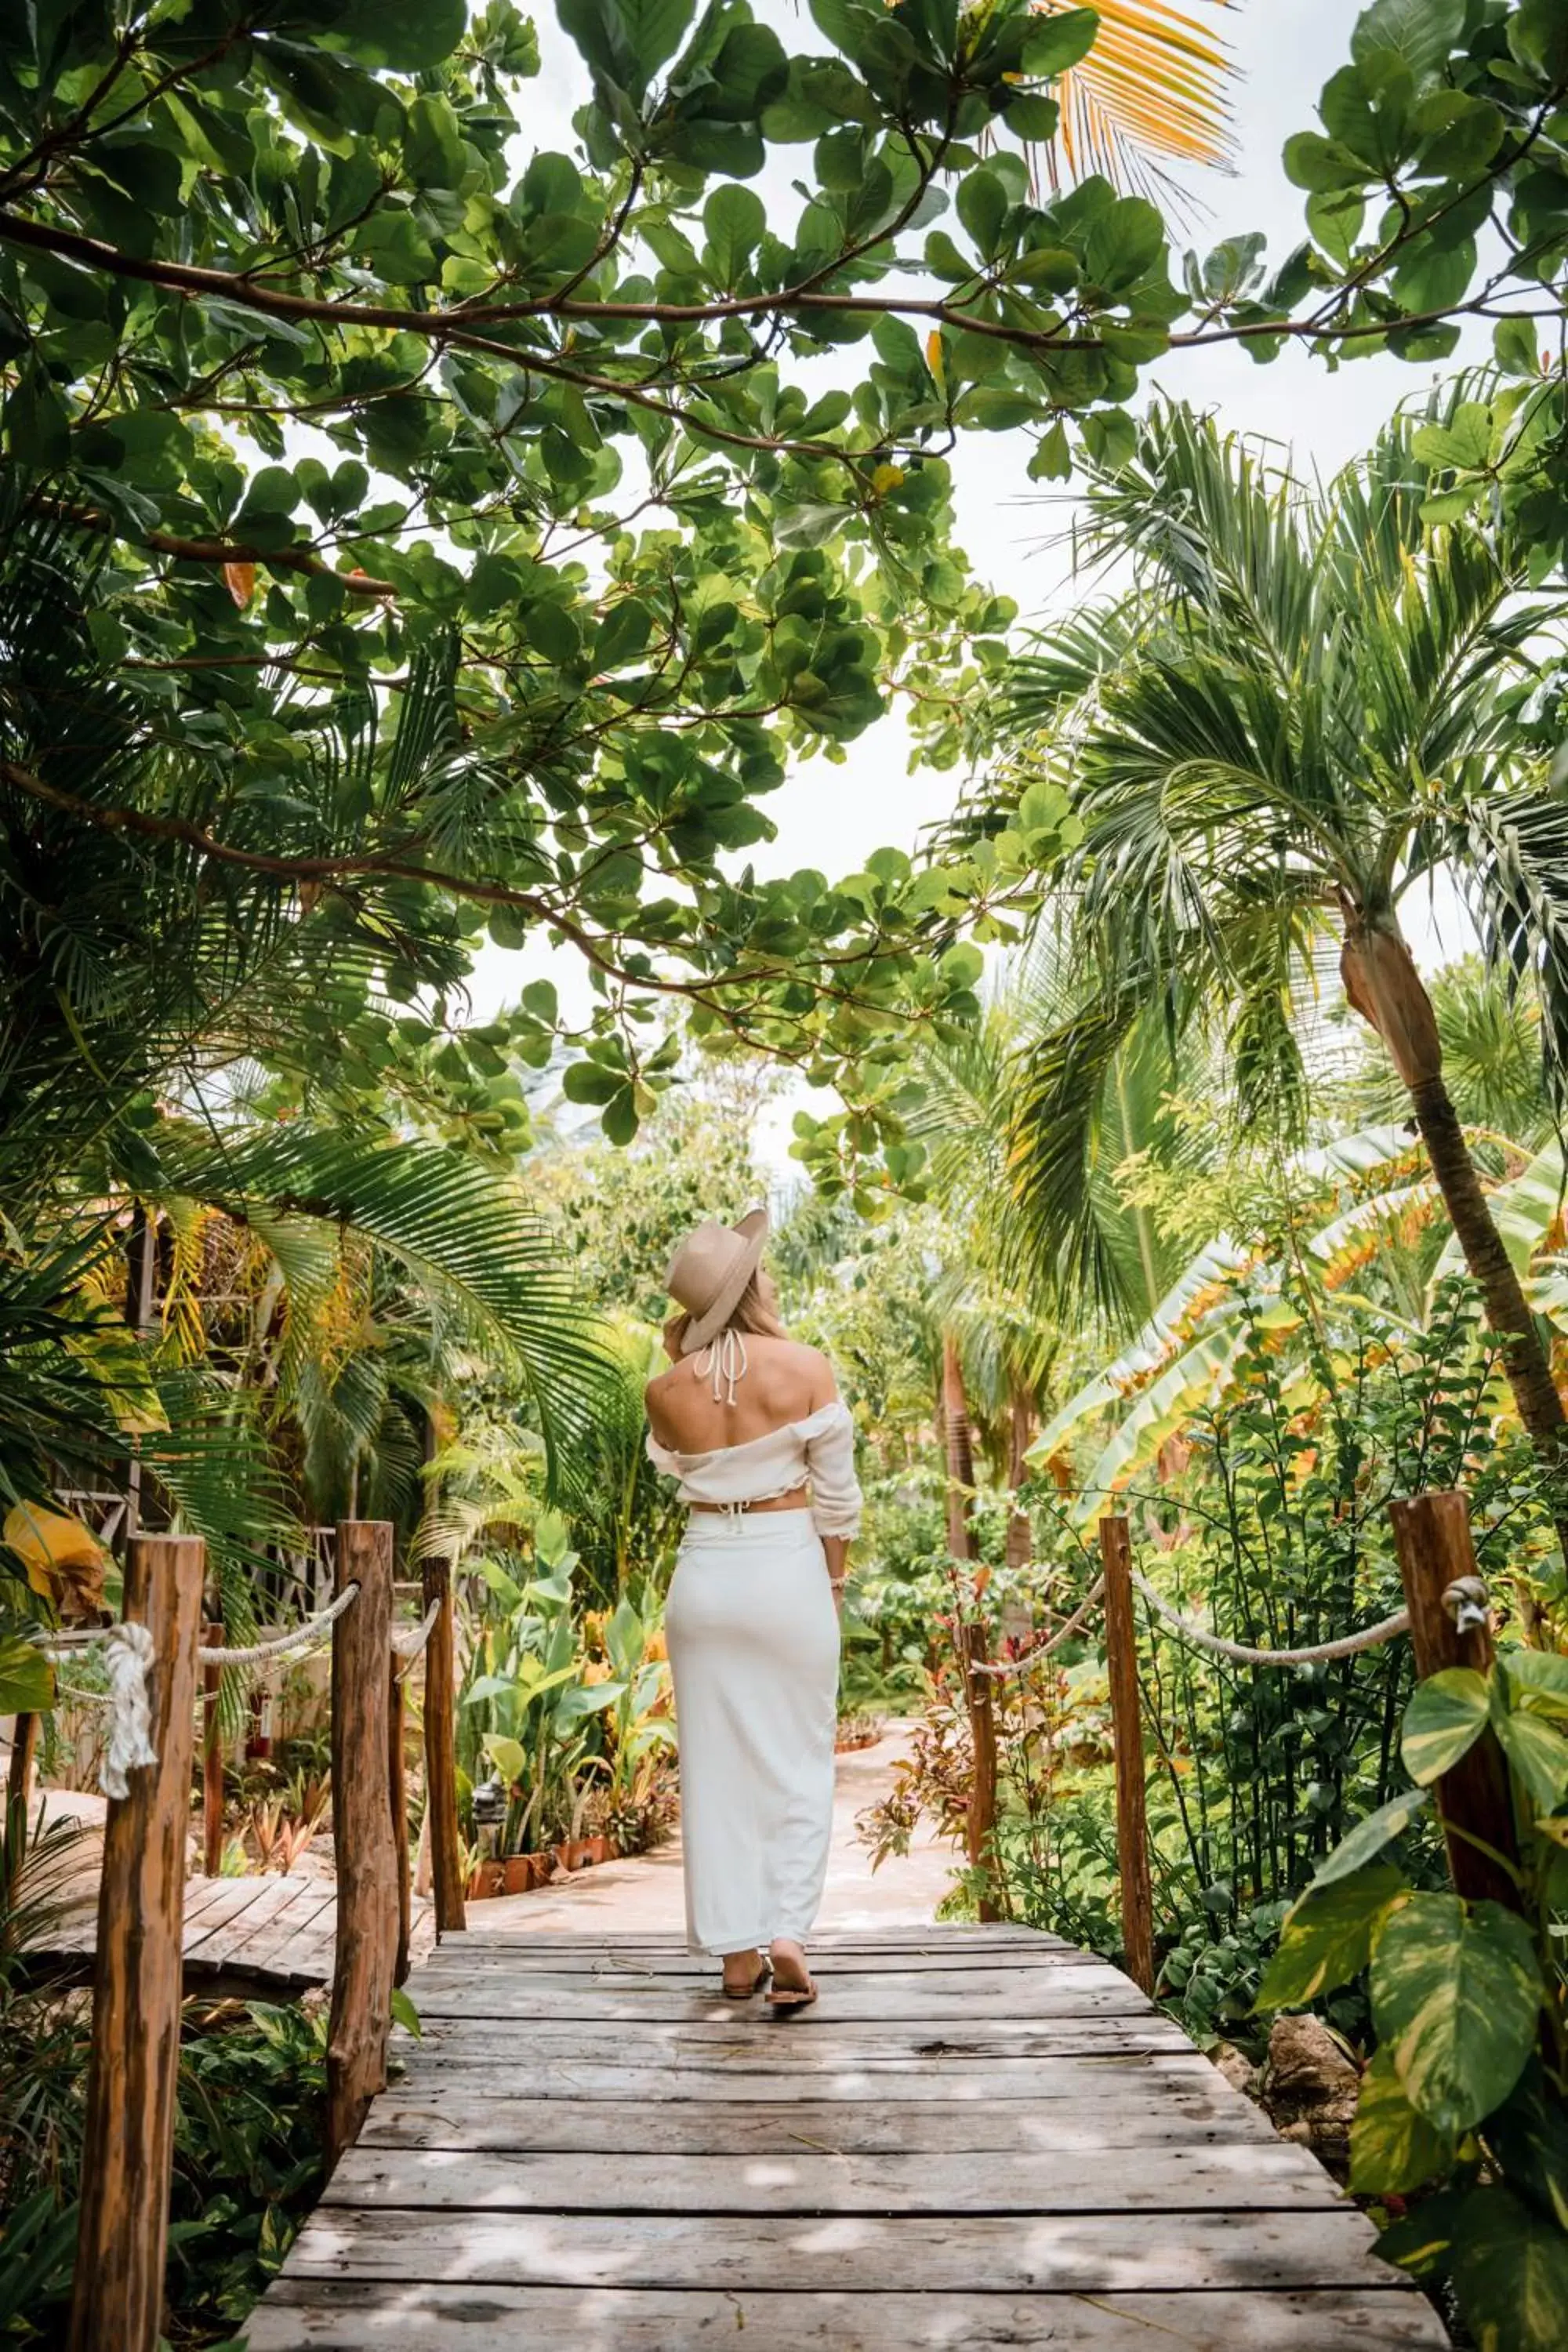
[250,1925,1448,2350]
[32,1869,434,1993]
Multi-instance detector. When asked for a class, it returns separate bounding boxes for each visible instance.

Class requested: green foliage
[1258,1656,1568,2352]
[1279,0,1568,577]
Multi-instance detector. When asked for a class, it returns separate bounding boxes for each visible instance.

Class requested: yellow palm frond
[1033,0,1237,199]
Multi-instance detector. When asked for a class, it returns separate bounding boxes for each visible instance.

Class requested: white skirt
[665,1507,840,1955]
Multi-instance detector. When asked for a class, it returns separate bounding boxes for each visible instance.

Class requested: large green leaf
[1494,1708,1568,1817]
[1402,1668,1491,1786]
[1450,2183,1568,2352]
[1371,1894,1543,2135]
[1255,1864,1406,2010]
[0,1633,54,1715]
[1307,1788,1431,1892]
[1349,2046,1457,2196]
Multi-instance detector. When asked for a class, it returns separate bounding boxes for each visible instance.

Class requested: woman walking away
[646,1207,861,2012]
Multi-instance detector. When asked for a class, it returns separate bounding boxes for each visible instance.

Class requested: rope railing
[38,1584,362,1791]
[1131,1571,1411,1667]
[199,1581,361,1671]
[972,1574,1106,1679]
[390,1595,441,1678]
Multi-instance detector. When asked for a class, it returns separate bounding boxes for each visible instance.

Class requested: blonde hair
[665,1269,786,1358]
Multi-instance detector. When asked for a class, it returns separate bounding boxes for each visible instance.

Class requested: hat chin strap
[693,1328,748,1406]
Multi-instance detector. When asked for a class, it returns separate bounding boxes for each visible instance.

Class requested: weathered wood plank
[395,2016,1193,2066]
[379,2055,1220,2106]
[445,1944,1087,1973]
[277,2206,1400,2292]
[223,1880,337,1973]
[359,2089,1277,2153]
[407,1972,1152,2023]
[321,2142,1339,2216]
[179,1871,284,1958]
[246,2282,1448,2350]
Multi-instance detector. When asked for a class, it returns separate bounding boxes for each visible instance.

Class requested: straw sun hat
[665,1207,769,1355]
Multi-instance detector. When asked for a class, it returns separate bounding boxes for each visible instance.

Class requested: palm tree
[993,401,1568,1537]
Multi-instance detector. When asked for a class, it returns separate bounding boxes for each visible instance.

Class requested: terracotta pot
[557,1835,612,1871]
[501,1853,534,1895]
[466,1858,506,1900]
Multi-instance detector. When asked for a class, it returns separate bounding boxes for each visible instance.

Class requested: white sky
[467,0,1487,1162]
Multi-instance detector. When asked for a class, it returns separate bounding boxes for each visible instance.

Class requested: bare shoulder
[644,1365,681,1439]
[756,1334,837,1408]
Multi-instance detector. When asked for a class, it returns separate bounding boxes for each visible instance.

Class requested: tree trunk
[1342,908,1568,1603]
[942,1334,1000,1918]
[941,1333,975,1563]
[1005,1375,1033,1575]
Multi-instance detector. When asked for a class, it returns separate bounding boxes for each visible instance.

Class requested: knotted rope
[38,1622,158,1798]
[38,1584,361,1793]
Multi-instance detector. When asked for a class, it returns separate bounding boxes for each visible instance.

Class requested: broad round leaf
[1371,1893,1543,2136]
[1255,1864,1406,2010]
[1450,2183,1568,2352]
[1349,2046,1456,2197]
[1401,1666,1490,1786]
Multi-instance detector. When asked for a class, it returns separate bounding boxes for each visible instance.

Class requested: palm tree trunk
[942,1334,1000,1918]
[1006,1376,1034,1574]
[1343,912,1567,1605]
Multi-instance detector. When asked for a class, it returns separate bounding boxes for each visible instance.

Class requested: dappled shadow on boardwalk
[249,1919,1448,2350]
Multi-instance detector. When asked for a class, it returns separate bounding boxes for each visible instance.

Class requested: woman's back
[646,1333,834,1457]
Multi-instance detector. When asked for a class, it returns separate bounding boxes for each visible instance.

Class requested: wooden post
[3,1710,39,1902]
[1099,1514,1156,1997]
[326,1520,398,2172]
[201,1621,224,1877]
[958,1617,1001,1920]
[388,1652,412,1988]
[1389,1490,1522,1911]
[68,1534,205,2352]
[420,1556,466,1935]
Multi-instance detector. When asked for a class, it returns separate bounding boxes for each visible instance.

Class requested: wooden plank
[445,1944,1085,1973]
[406,1973,1152,2024]
[247,2282,1449,2350]
[395,2017,1193,2066]
[379,2055,1220,2106]
[220,1878,336,1973]
[321,2142,1340,2216]
[179,1871,284,1958]
[359,2089,1279,2154]
[250,1893,341,1984]
[277,2206,1400,2292]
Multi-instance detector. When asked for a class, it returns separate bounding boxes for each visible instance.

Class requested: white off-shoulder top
[646,1399,862,1540]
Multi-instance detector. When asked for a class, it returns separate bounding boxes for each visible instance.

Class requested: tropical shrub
[1258,1653,1568,2352]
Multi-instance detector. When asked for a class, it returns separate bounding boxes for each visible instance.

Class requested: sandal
[721,1958,772,2000]
[765,1975,818,2014]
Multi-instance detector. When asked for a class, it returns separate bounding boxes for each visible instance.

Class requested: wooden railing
[59,1519,466,2352]
[1093,1486,1515,2001]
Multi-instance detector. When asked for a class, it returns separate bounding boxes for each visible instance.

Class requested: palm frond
[162,1126,617,1494]
[1036,0,1236,200]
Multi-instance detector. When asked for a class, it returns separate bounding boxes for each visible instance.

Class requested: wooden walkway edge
[33,1870,434,1994]
[249,1926,1449,2350]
